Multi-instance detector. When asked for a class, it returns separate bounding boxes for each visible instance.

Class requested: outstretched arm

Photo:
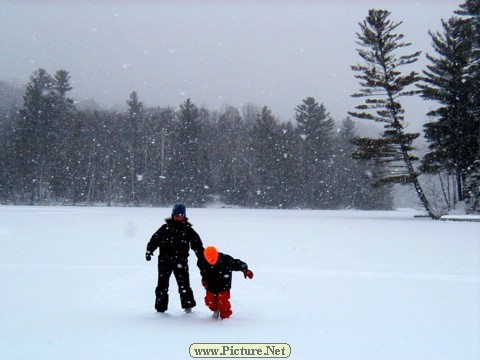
[231,257,253,279]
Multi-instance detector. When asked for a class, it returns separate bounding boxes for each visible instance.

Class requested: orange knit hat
[204,246,219,265]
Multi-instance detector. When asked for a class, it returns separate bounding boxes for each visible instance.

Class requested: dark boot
[155,289,168,312]
[179,285,196,310]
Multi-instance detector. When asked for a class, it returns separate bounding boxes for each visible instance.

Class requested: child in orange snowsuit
[197,246,254,319]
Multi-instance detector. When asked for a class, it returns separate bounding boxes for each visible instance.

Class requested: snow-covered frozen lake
[1,206,479,360]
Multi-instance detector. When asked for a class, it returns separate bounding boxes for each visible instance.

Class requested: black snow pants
[155,258,196,312]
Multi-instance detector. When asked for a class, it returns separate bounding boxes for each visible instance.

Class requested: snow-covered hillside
[1,206,479,360]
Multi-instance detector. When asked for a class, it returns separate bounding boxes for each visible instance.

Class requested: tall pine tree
[49,70,76,201]
[125,91,145,204]
[15,69,58,203]
[165,99,210,206]
[417,16,476,204]
[349,9,438,218]
[248,106,282,207]
[295,97,336,208]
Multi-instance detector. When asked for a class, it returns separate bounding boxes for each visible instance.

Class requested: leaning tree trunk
[400,143,439,219]
[391,116,439,219]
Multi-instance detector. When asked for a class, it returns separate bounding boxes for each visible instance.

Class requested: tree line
[0,1,478,215]
[0,78,392,209]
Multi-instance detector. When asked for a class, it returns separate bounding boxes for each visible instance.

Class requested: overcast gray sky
[1,0,460,128]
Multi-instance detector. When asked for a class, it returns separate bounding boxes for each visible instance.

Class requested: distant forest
[0,79,392,209]
[0,2,478,214]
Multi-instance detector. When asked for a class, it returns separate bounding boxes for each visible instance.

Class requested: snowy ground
[1,205,479,360]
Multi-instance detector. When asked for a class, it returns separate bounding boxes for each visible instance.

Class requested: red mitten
[243,270,254,279]
[201,279,208,289]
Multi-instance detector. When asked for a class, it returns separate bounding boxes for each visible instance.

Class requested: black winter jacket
[197,253,248,293]
[146,218,204,265]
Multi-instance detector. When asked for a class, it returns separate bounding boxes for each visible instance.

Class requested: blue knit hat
[172,203,186,217]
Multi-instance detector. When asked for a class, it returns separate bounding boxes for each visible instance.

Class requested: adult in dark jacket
[197,245,253,319]
[145,204,204,313]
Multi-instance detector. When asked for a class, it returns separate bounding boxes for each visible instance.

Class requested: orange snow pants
[205,290,232,319]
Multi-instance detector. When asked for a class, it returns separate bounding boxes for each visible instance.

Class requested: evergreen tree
[8,69,76,203]
[294,97,335,208]
[349,9,438,218]
[165,99,210,206]
[417,16,477,204]
[15,69,58,202]
[125,91,145,204]
[53,70,74,110]
[49,70,76,201]
[248,106,282,207]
